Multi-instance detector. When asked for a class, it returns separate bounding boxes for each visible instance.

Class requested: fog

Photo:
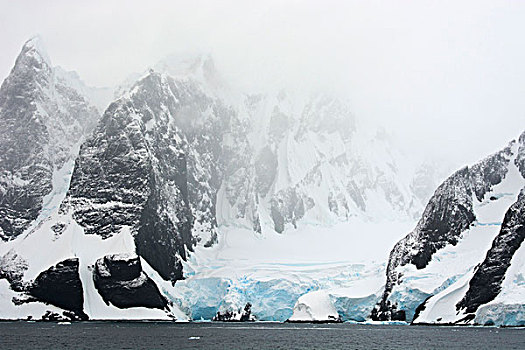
[1,0,524,167]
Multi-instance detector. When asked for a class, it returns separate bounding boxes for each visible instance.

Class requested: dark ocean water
[0,321,524,349]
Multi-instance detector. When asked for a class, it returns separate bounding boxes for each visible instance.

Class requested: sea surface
[0,321,524,349]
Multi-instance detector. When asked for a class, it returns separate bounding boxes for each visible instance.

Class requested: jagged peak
[117,71,171,105]
[133,69,163,87]
[130,69,207,95]
[19,35,52,68]
[0,36,53,100]
[519,130,525,144]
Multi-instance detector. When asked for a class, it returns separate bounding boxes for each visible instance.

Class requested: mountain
[0,37,113,320]
[372,132,525,326]
[221,93,433,232]
[0,38,448,321]
[62,72,241,282]
[0,36,110,241]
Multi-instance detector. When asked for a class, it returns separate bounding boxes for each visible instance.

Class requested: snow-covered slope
[218,92,442,235]
[374,133,525,325]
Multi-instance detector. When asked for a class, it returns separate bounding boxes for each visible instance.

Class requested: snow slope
[474,238,525,326]
[384,139,525,324]
[0,206,187,320]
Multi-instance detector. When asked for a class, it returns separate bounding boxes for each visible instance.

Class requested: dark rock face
[213,302,255,322]
[516,131,525,178]
[391,309,406,321]
[28,258,87,319]
[62,73,238,283]
[93,254,168,310]
[270,188,310,233]
[41,311,79,321]
[412,296,433,323]
[268,107,289,143]
[0,249,28,292]
[255,146,277,195]
[373,144,514,321]
[0,40,53,240]
[240,303,254,322]
[457,188,525,314]
[0,37,99,240]
[371,301,406,322]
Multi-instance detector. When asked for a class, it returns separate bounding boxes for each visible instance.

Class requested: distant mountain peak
[19,35,52,68]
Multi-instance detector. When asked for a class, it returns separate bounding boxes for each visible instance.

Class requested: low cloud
[1,0,524,167]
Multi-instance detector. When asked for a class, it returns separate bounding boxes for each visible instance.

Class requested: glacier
[169,220,413,322]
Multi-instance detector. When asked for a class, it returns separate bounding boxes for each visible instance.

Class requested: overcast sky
[1,0,524,167]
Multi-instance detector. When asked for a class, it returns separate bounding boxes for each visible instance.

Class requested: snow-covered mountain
[372,133,525,326]
[0,36,111,241]
[0,37,113,320]
[220,92,436,233]
[0,38,460,322]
